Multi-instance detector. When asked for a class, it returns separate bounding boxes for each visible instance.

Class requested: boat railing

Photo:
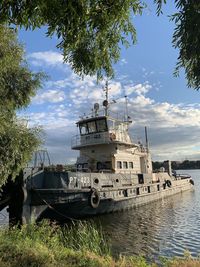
[71,132,110,148]
[71,131,135,148]
[175,174,191,179]
[82,109,123,122]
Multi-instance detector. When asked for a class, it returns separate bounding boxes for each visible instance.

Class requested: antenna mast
[124,95,128,121]
[145,126,149,153]
[105,81,108,103]
[103,81,109,116]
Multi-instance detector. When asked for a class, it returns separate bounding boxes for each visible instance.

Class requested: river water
[91,170,200,259]
[0,170,199,259]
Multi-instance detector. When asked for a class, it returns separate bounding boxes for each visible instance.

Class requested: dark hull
[33,182,193,222]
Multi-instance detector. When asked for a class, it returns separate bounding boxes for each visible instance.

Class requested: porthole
[94,178,99,184]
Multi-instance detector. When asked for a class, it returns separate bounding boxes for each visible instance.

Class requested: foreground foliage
[0,0,144,79]
[0,1,199,88]
[0,221,200,267]
[155,0,200,89]
[0,26,43,186]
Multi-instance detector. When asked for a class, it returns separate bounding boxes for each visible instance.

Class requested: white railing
[71,132,110,148]
[71,131,136,148]
[81,109,123,122]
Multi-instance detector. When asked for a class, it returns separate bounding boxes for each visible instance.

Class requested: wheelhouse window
[117,161,122,169]
[79,118,108,135]
[79,123,88,135]
[87,121,97,133]
[123,161,128,169]
[96,118,107,132]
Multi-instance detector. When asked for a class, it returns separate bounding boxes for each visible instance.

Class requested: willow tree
[0,0,144,79]
[155,0,200,89]
[0,1,199,89]
[0,26,43,186]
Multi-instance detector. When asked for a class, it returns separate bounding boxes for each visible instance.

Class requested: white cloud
[109,81,122,97]
[28,51,65,67]
[120,58,128,65]
[32,89,66,104]
[20,64,200,163]
[125,82,152,96]
[131,95,154,107]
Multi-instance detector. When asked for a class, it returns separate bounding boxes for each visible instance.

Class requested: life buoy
[88,188,100,209]
[110,133,116,141]
[166,180,172,187]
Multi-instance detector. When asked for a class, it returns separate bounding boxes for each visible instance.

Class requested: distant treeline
[153,160,200,170]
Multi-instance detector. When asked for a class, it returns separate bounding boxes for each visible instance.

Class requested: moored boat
[7,83,194,223]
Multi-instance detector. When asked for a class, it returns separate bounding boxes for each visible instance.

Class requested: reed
[0,221,199,267]
[60,221,110,256]
[0,220,113,267]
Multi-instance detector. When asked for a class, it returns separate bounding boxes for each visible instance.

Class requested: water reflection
[91,170,199,259]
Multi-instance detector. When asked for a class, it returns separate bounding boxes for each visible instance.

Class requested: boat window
[104,161,111,169]
[97,161,111,170]
[82,163,88,170]
[96,119,107,132]
[87,121,97,133]
[136,187,140,195]
[79,123,88,135]
[123,161,128,169]
[129,162,134,169]
[163,183,166,190]
[138,174,144,184]
[77,164,83,170]
[117,161,122,169]
[77,163,88,171]
[97,162,102,170]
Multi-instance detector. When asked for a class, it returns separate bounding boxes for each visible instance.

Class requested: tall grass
[0,221,200,266]
[0,220,113,267]
[0,220,110,255]
[60,221,110,256]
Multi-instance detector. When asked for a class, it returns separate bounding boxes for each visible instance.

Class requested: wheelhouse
[78,116,108,135]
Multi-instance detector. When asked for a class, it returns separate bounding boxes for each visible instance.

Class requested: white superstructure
[72,83,152,175]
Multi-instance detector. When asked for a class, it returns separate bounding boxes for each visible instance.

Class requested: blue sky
[18,2,200,164]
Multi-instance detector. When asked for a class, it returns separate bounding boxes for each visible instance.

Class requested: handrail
[71,131,136,148]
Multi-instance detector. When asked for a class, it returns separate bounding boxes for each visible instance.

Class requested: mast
[145,126,149,153]
[103,81,109,116]
[124,95,128,121]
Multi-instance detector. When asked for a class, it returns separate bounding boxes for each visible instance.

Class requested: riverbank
[0,221,200,267]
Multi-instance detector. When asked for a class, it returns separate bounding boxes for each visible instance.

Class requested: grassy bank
[0,221,199,267]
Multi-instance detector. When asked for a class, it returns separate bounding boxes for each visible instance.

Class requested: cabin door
[140,157,147,173]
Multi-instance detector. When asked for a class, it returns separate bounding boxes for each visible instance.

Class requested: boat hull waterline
[23,170,194,222]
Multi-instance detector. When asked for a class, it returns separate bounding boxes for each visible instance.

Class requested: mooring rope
[34,189,81,222]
